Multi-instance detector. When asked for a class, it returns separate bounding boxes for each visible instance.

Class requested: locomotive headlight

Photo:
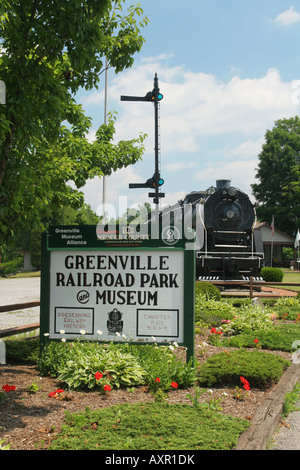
[226,209,235,219]
[227,187,237,197]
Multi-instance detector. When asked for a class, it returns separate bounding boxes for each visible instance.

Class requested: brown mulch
[0,333,292,451]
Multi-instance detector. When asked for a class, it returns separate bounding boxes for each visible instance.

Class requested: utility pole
[120,73,165,212]
[102,57,108,221]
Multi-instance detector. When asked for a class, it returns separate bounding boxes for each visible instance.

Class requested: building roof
[254,222,294,245]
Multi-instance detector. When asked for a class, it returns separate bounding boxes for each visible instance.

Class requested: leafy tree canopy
[0,0,148,243]
[251,116,300,236]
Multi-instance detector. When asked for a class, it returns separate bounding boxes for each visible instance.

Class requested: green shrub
[38,340,198,391]
[260,267,284,282]
[220,303,273,335]
[38,340,75,377]
[275,297,300,308]
[195,294,236,326]
[4,339,39,364]
[127,342,198,389]
[225,324,300,352]
[272,297,300,320]
[198,349,290,389]
[195,282,221,300]
[0,257,23,276]
[39,341,145,390]
[57,346,146,390]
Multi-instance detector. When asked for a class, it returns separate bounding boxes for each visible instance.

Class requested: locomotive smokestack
[216,179,231,189]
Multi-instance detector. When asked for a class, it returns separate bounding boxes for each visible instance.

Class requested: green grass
[48,402,250,450]
[280,270,300,292]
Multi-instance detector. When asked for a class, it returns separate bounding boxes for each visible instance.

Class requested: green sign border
[40,225,195,363]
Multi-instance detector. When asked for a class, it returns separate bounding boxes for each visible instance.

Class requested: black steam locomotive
[159,179,264,280]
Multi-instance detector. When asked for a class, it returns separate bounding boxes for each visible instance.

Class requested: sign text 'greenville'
[55,254,179,306]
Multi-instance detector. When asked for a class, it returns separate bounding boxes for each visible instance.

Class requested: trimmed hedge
[260,267,284,282]
[195,282,221,300]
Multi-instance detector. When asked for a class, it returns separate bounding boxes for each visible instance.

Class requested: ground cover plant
[47,402,250,450]
[195,293,236,326]
[274,297,300,320]
[206,295,300,353]
[223,323,300,352]
[197,349,290,389]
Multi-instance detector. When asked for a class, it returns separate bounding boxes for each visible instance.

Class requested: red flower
[94,372,103,380]
[210,327,222,335]
[155,377,161,383]
[103,384,111,392]
[170,382,178,388]
[253,339,259,343]
[240,376,250,391]
[49,388,64,397]
[2,384,15,392]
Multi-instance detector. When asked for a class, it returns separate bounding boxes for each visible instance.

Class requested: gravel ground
[0,277,40,329]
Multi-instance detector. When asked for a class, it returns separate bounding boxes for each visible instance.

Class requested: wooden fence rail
[196,277,300,298]
[0,301,40,313]
[0,301,40,339]
[1,277,300,338]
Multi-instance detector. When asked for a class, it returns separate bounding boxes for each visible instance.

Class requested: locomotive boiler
[159,179,264,280]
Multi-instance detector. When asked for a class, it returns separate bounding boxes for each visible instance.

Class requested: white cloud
[107,63,299,155]
[223,137,265,160]
[274,6,300,26]
[80,56,300,212]
[163,162,197,171]
[194,159,258,200]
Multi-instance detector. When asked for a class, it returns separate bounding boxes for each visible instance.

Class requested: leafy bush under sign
[38,340,198,391]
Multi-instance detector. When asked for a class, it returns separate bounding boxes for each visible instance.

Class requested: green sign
[40,225,195,362]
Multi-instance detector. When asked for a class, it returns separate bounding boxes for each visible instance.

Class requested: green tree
[0,0,148,242]
[50,203,99,226]
[251,116,300,236]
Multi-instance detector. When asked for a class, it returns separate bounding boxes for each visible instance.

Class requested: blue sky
[76,1,300,218]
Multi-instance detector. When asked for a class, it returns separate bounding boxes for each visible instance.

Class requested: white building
[255,222,294,267]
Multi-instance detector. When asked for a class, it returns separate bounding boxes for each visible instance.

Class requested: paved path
[0,277,40,329]
[270,402,300,450]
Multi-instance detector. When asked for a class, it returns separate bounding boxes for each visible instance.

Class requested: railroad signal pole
[120,73,164,206]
